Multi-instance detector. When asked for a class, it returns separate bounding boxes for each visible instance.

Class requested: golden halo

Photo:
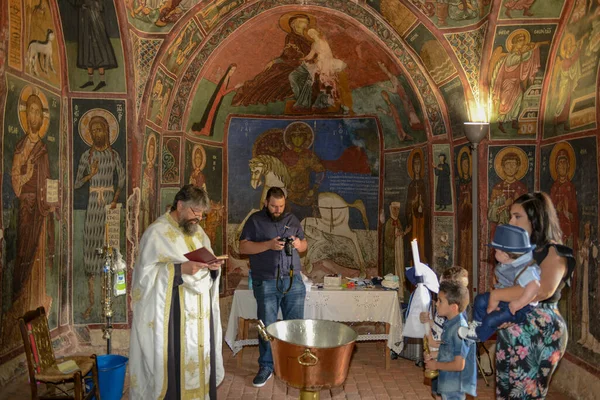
[457,146,472,178]
[18,85,50,138]
[407,147,425,180]
[559,33,576,59]
[549,141,576,181]
[279,11,316,35]
[192,144,207,170]
[506,29,531,53]
[493,146,529,181]
[283,121,314,150]
[78,109,119,147]
[146,134,157,164]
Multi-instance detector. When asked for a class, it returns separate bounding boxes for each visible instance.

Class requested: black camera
[282,237,294,256]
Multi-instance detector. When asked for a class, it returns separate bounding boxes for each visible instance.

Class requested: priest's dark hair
[170,184,210,212]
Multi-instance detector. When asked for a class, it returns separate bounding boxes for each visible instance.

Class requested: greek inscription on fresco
[8,0,22,70]
[106,204,122,249]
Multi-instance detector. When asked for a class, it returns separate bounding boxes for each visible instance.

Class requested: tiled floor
[1,342,574,399]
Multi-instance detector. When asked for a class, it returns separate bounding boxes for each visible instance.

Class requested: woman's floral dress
[495,243,574,399]
[495,303,568,399]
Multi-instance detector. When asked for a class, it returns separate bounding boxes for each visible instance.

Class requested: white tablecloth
[225,282,404,355]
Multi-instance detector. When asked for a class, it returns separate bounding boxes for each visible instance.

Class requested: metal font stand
[97,245,114,354]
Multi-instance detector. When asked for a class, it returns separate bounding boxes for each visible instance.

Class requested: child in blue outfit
[424,280,477,400]
[458,224,540,342]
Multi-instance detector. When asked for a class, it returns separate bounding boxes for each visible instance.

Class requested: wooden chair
[18,307,101,400]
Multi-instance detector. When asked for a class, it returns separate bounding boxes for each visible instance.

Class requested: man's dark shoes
[252,367,273,387]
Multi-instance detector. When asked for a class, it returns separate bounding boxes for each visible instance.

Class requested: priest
[129,184,224,399]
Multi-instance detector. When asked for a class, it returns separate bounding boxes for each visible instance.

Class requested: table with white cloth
[224,281,404,370]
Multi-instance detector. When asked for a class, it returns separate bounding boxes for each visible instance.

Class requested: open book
[184,247,228,264]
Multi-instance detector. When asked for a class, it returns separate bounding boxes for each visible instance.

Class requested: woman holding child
[496,192,575,399]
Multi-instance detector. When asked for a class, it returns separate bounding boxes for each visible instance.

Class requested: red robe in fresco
[231,31,312,106]
[11,136,55,302]
[550,179,578,251]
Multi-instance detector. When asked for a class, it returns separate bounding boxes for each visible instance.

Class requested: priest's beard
[266,208,284,222]
[180,218,200,235]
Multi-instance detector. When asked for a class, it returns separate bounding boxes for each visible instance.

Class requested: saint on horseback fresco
[226,116,380,285]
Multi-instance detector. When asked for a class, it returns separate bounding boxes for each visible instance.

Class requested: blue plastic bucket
[95,354,128,400]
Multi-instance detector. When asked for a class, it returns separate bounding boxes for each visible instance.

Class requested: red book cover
[184,247,227,264]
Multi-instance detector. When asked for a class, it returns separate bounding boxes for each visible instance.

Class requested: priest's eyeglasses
[189,207,204,219]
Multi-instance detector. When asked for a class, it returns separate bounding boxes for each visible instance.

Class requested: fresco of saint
[74,109,125,319]
[189,144,207,190]
[456,147,472,274]
[1,86,57,350]
[383,201,410,300]
[577,221,600,353]
[488,147,529,263]
[551,33,585,132]
[280,122,325,207]
[405,148,428,262]
[549,142,579,251]
[489,29,549,133]
[433,153,451,211]
[232,13,314,107]
[141,134,157,233]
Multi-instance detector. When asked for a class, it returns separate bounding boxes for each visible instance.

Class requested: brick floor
[0,342,574,399]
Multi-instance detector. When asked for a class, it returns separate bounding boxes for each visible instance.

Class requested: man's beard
[266,208,284,222]
[180,218,200,235]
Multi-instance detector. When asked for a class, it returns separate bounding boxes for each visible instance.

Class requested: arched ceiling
[137,0,480,138]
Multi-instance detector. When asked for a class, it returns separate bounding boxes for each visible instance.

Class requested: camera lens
[284,238,294,256]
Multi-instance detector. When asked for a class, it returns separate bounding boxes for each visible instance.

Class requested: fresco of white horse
[230,155,291,255]
[301,192,369,276]
[249,154,291,207]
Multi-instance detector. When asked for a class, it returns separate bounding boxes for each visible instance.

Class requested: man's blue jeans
[473,292,531,342]
[252,274,306,370]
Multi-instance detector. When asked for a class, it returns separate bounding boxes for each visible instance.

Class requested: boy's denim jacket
[437,313,477,396]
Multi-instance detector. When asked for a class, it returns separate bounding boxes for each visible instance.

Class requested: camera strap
[276,256,294,295]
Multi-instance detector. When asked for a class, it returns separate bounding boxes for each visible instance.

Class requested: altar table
[224,281,404,370]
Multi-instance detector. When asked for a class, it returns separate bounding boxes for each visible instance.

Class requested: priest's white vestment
[129,212,224,399]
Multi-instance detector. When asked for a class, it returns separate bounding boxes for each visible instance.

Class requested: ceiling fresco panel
[487,24,557,139]
[130,33,163,114]
[57,0,127,93]
[542,0,600,138]
[161,0,446,138]
[498,0,566,20]
[445,22,488,104]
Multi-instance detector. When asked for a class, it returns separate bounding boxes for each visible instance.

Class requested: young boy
[420,266,469,347]
[424,280,477,400]
[420,267,469,399]
[458,224,540,342]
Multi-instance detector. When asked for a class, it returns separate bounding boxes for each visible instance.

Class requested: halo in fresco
[506,29,531,52]
[278,11,317,35]
[457,146,472,178]
[192,144,207,170]
[549,141,576,181]
[18,85,50,138]
[78,108,119,146]
[146,134,157,164]
[559,32,576,58]
[283,121,315,150]
[493,146,529,181]
[407,147,425,180]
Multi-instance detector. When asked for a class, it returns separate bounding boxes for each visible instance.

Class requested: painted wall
[0,0,599,381]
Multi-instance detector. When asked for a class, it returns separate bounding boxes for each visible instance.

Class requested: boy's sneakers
[252,367,273,387]
[458,321,481,342]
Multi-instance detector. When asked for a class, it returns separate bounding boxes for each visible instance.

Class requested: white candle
[411,239,420,268]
